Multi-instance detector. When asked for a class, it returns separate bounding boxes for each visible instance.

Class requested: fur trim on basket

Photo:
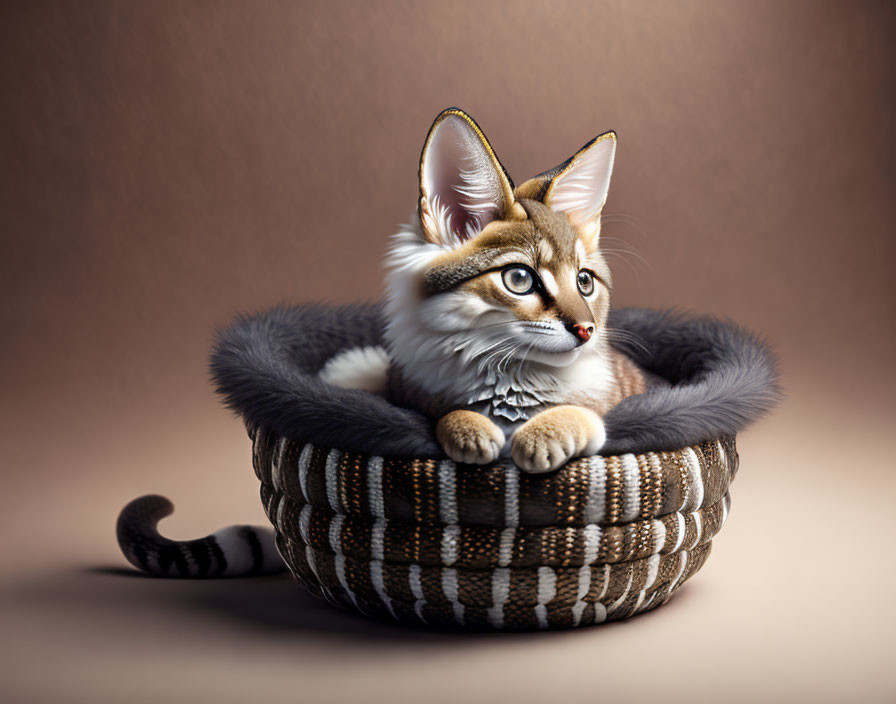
[209,304,780,456]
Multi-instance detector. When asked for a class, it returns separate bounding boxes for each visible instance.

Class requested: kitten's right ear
[516,131,616,250]
[418,108,519,247]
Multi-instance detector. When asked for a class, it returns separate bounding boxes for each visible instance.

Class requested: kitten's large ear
[519,131,616,249]
[418,108,518,247]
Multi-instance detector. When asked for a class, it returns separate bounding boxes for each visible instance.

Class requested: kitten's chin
[523,347,584,367]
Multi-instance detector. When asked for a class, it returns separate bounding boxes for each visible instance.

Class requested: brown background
[1,1,894,702]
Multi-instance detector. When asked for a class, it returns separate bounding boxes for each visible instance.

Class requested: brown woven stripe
[340,452,367,518]
[302,446,329,508]
[251,426,279,485]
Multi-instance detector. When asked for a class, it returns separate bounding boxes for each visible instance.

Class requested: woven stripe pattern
[251,426,738,630]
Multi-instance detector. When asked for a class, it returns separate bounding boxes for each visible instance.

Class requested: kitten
[321,108,645,472]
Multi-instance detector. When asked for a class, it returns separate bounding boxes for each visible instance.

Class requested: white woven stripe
[571,601,586,627]
[576,565,591,600]
[408,564,424,599]
[670,512,686,552]
[251,432,261,470]
[639,591,658,614]
[413,600,427,622]
[298,444,313,502]
[691,511,703,549]
[597,563,611,600]
[328,514,344,555]
[328,514,358,607]
[438,459,458,524]
[305,545,320,580]
[584,455,607,523]
[537,566,557,603]
[369,560,396,618]
[408,564,427,623]
[645,553,660,589]
[275,492,287,532]
[442,568,465,625]
[324,449,341,511]
[367,456,385,518]
[653,518,667,553]
[498,527,515,567]
[632,553,660,615]
[370,518,385,561]
[716,439,728,474]
[298,503,312,543]
[488,567,511,629]
[272,436,287,492]
[535,566,557,629]
[721,494,730,527]
[608,564,634,615]
[492,567,511,605]
[583,524,602,565]
[669,551,689,593]
[441,524,460,566]
[682,447,704,511]
[334,555,357,607]
[504,466,519,527]
[593,602,607,624]
[620,454,641,521]
[571,564,592,626]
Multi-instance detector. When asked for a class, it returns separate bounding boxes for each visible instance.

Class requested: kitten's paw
[436,410,506,465]
[511,406,606,473]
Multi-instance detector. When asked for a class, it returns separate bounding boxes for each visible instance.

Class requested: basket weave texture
[251,425,738,630]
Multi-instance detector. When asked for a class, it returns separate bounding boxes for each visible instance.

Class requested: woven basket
[250,424,738,631]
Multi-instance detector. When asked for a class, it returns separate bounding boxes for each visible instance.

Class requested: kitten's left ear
[519,131,616,249]
[418,108,519,247]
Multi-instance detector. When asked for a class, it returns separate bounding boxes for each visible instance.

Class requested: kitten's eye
[502,267,535,295]
[577,270,595,296]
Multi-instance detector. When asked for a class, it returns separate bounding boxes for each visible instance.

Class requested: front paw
[511,406,606,473]
[436,410,506,465]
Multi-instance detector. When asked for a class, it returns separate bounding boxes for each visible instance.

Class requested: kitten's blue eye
[577,270,595,296]
[502,267,535,295]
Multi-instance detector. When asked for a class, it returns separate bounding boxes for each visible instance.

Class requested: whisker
[514,339,541,365]
[606,327,651,355]
[477,340,515,373]
[498,342,524,373]
[469,320,519,332]
[597,246,653,273]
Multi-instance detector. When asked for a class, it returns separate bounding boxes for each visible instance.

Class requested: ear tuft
[543,131,616,247]
[418,109,515,247]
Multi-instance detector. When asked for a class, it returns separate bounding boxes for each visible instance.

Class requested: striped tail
[116,495,286,578]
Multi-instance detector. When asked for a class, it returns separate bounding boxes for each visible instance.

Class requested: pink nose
[572,324,594,342]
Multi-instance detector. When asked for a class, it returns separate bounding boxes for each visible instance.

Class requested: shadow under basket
[250,425,738,631]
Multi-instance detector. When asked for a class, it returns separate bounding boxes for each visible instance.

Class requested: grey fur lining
[209,303,780,457]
